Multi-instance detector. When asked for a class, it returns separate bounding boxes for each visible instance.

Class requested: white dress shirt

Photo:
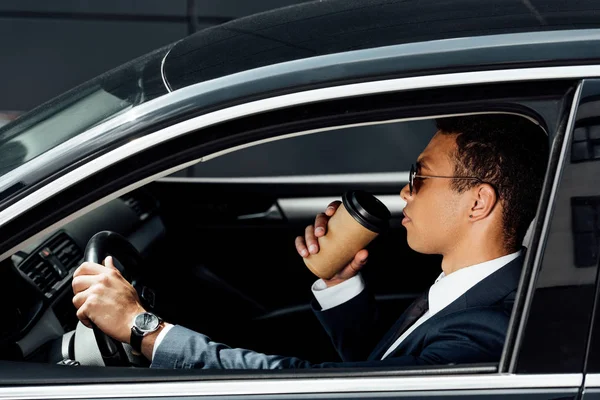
[152,323,174,360]
[152,251,520,361]
[313,251,521,360]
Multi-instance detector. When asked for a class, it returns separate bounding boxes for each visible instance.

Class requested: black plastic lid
[342,190,391,233]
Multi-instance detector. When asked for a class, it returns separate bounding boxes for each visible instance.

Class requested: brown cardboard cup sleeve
[303,190,391,280]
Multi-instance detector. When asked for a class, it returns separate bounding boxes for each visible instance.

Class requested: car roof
[164,0,600,91]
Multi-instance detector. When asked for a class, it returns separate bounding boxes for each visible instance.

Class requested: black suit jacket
[314,254,523,366]
[151,255,523,369]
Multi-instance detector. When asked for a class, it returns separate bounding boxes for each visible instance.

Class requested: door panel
[0,370,582,400]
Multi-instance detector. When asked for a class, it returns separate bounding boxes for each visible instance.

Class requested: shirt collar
[428,251,521,315]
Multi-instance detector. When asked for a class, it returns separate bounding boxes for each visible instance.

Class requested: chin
[406,235,437,255]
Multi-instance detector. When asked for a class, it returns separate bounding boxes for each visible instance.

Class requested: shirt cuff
[311,273,365,311]
[151,323,174,361]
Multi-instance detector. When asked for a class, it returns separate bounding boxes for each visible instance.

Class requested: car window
[0,77,579,400]
[174,120,435,178]
[0,45,169,200]
[568,80,600,375]
[0,89,131,177]
[514,81,600,374]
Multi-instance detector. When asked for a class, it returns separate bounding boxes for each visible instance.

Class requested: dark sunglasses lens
[413,176,422,194]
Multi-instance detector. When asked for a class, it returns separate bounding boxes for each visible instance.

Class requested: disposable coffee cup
[303,190,391,280]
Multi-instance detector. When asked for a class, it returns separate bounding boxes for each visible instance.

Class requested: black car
[1,0,600,398]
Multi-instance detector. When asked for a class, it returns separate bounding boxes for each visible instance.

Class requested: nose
[400,183,411,202]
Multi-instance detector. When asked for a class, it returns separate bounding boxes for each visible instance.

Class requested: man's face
[401,132,470,254]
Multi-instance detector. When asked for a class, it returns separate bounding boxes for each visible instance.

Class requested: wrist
[323,276,352,288]
[129,309,162,359]
[140,322,168,360]
[125,306,147,344]
[312,273,365,311]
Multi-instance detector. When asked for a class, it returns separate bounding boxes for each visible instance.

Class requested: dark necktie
[394,292,429,339]
[371,291,429,360]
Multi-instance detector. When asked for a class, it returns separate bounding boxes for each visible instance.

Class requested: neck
[440,234,513,275]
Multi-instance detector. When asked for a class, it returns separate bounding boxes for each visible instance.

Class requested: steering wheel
[83,231,148,366]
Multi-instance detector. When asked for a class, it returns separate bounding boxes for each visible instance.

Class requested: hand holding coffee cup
[295,190,391,284]
[295,201,369,287]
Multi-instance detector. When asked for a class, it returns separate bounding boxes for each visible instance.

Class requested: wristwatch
[130,311,162,353]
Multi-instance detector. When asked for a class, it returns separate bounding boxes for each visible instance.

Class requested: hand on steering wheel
[72,231,149,366]
[72,257,144,342]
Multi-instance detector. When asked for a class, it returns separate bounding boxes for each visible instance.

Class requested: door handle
[237,204,283,221]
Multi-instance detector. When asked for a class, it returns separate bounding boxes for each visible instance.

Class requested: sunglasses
[409,164,496,196]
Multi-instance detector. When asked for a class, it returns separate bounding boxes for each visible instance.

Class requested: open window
[0,78,582,398]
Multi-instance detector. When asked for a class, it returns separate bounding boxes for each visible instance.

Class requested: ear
[468,184,498,221]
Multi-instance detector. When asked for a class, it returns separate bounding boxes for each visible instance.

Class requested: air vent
[19,256,60,296]
[45,232,82,270]
[121,192,157,221]
[18,232,81,297]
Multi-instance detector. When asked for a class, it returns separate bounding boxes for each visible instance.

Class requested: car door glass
[173,120,435,178]
[571,80,600,374]
[515,80,600,374]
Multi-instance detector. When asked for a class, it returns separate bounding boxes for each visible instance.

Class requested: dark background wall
[0,0,310,124]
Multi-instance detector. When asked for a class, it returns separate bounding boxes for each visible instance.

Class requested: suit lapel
[371,253,524,360]
[427,253,524,321]
[367,292,428,360]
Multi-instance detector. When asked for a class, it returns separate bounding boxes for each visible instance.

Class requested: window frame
[0,74,585,398]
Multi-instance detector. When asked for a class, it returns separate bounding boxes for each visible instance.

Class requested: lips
[402,210,411,225]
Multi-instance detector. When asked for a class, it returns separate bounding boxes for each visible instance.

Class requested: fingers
[75,304,92,328]
[72,288,90,309]
[295,236,308,257]
[325,201,341,217]
[73,261,107,278]
[296,201,341,258]
[73,259,123,283]
[72,274,98,295]
[314,213,329,237]
[322,249,369,286]
[73,288,94,327]
[304,224,319,255]
[336,249,369,281]
[103,256,119,271]
[72,264,121,294]
[348,249,369,274]
[314,201,341,236]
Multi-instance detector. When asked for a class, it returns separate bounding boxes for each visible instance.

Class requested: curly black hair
[436,114,549,251]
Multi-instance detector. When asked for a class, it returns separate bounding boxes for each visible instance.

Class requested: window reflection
[571,197,600,267]
[571,124,600,162]
[517,86,600,373]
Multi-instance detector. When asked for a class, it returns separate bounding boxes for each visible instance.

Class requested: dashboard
[0,189,165,362]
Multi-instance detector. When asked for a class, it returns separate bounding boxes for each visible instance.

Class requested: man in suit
[72,114,549,368]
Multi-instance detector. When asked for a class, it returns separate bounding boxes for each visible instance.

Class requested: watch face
[134,312,160,333]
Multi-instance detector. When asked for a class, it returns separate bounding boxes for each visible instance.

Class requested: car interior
[0,79,573,374]
[0,119,443,367]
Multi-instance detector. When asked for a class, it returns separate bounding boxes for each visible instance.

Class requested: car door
[0,70,589,400]
[122,77,573,365]
[564,80,600,399]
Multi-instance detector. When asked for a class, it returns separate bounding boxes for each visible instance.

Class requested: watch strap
[130,326,144,353]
